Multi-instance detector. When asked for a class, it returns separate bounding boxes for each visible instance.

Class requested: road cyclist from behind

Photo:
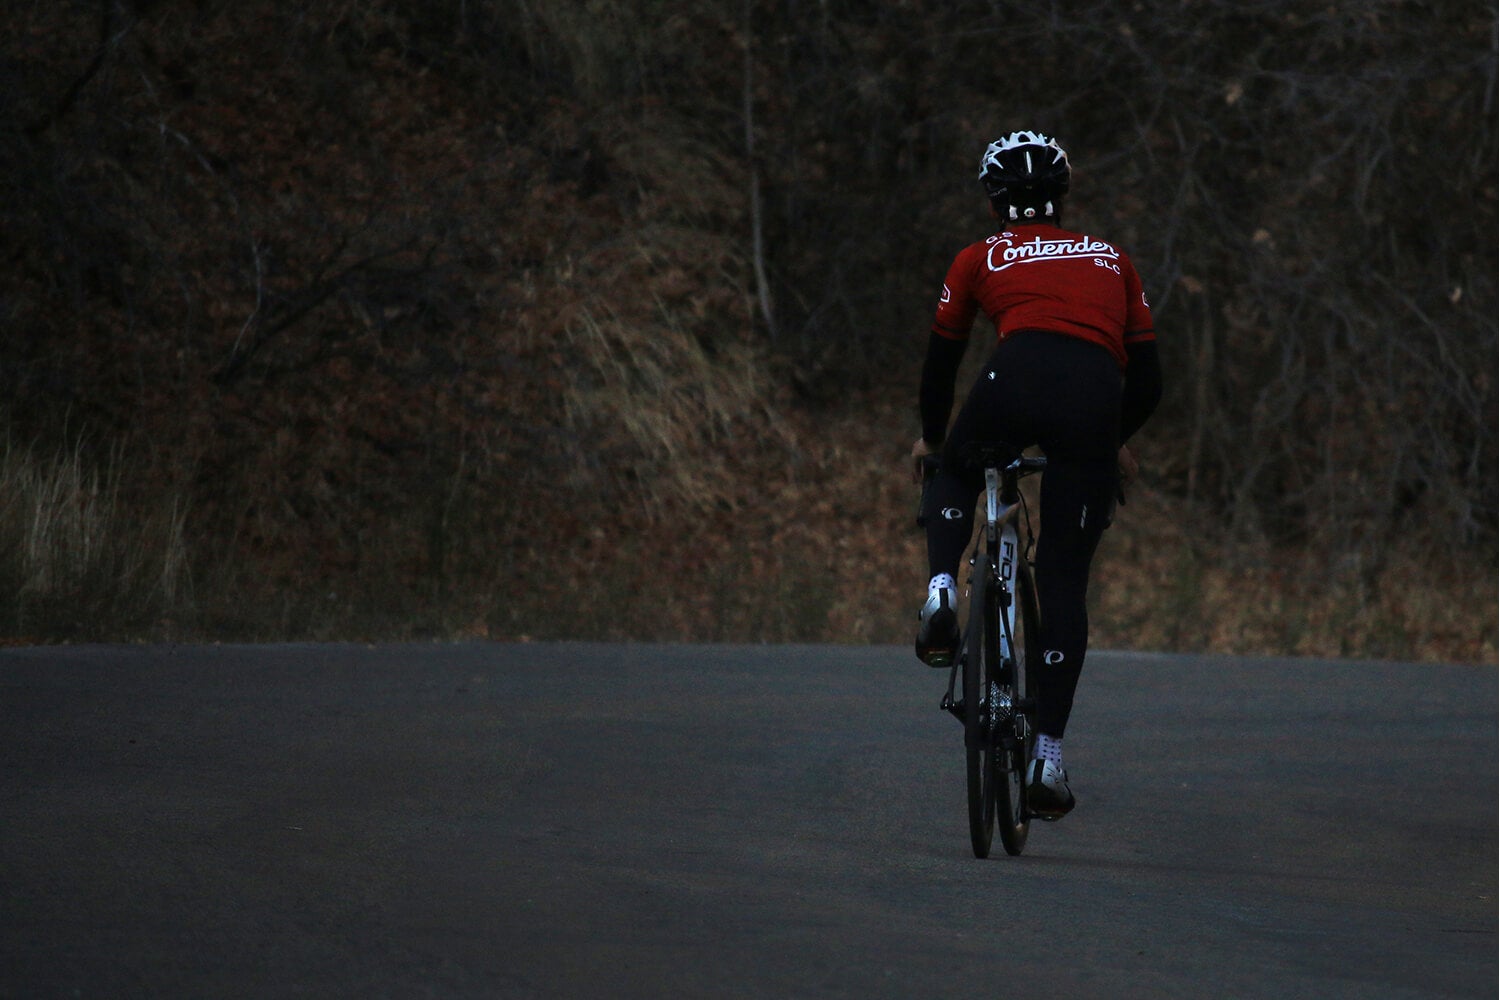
[910,130,1163,821]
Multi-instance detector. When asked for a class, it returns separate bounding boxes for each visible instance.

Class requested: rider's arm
[1120,339,1161,443]
[919,331,968,445]
[1119,257,1160,444]
[919,247,982,445]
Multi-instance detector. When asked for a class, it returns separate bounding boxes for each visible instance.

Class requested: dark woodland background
[2,0,1495,660]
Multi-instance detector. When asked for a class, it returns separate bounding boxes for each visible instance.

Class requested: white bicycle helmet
[978,131,1071,219]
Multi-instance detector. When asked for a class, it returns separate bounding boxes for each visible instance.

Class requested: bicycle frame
[932,451,1045,858]
[985,464,1024,677]
[942,455,1040,728]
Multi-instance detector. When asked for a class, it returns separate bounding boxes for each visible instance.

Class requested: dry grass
[560,299,790,515]
[0,411,1492,664]
[1094,485,1498,663]
[490,388,1498,665]
[0,440,190,640]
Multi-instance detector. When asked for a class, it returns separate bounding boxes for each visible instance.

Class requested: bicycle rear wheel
[963,556,999,859]
[995,558,1041,856]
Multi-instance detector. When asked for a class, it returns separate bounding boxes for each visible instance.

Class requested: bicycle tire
[963,554,998,859]
[995,557,1041,856]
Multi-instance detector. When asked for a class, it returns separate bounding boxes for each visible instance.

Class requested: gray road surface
[2,643,1495,998]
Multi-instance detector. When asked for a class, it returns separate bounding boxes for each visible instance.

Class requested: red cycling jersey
[932,222,1154,370]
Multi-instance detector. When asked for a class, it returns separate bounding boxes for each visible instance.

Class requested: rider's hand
[910,437,934,484]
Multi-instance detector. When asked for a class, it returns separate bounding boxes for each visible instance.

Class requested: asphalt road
[1,643,1494,999]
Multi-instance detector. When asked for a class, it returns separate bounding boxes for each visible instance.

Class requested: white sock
[929,573,956,595]
[1035,733,1063,766]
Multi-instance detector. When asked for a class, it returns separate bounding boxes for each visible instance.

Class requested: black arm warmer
[1120,340,1162,443]
[919,331,968,445]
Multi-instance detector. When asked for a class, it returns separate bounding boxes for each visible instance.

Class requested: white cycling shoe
[1026,758,1076,820]
[915,586,959,667]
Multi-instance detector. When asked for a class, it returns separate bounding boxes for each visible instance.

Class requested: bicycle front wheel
[963,555,998,859]
[995,558,1041,856]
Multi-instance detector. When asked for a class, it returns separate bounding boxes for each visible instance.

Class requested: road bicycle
[920,447,1045,858]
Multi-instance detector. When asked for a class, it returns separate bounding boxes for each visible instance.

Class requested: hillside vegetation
[2,0,1495,660]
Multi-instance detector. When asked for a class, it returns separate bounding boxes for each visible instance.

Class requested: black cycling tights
[926,330,1121,739]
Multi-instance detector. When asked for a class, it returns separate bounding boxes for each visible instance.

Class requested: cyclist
[911,130,1162,819]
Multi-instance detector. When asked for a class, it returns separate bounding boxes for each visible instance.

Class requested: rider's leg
[927,341,1027,582]
[915,348,1018,665]
[915,466,980,665]
[1012,332,1120,745]
[1024,455,1112,819]
[924,468,980,582]
[1030,456,1115,739]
